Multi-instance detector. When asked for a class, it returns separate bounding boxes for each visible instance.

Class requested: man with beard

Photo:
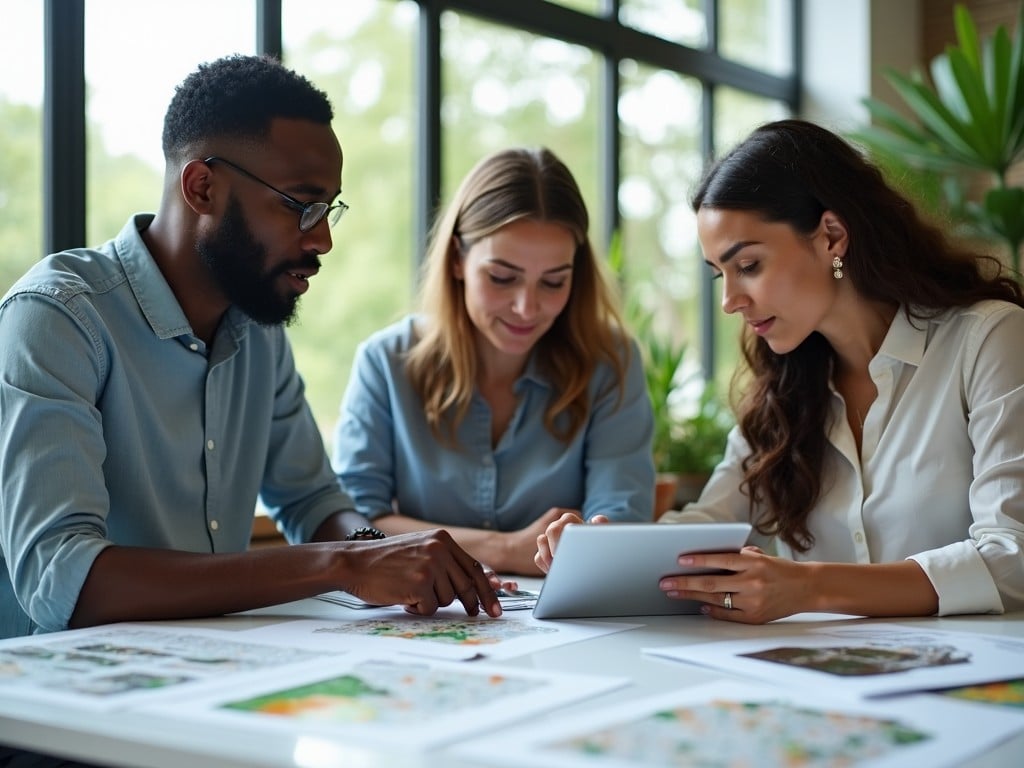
[0,55,501,641]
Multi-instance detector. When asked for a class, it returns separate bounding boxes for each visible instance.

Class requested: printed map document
[0,624,343,710]
[454,679,1024,768]
[644,623,1024,698]
[138,651,629,750]
[239,604,640,661]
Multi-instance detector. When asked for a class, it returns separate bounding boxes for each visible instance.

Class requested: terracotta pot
[653,474,679,521]
[674,472,711,508]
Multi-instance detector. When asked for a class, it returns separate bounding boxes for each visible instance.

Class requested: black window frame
[43,0,801,376]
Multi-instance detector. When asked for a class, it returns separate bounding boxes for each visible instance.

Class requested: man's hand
[340,529,502,618]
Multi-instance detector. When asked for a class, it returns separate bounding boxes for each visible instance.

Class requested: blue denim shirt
[0,215,352,637]
[332,316,655,530]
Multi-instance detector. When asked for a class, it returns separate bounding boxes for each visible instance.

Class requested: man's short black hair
[162,54,333,163]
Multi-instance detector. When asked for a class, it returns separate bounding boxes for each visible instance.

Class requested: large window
[83,0,255,243]
[720,0,794,75]
[11,0,799,446]
[439,12,602,231]
[621,0,706,47]
[0,2,44,287]
[281,0,418,426]
[618,60,704,366]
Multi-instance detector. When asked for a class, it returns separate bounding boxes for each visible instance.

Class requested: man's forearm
[69,542,344,629]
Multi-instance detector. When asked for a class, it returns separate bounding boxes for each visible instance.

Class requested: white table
[2,584,1022,768]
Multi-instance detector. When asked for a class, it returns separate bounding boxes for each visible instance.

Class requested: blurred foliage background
[0,0,790,453]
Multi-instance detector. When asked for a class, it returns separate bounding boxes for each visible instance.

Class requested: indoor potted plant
[609,232,734,518]
[636,326,734,519]
[853,2,1024,273]
[662,378,734,511]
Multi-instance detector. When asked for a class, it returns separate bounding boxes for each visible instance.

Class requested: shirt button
[854,531,865,544]
[189,343,199,351]
[482,521,493,529]
[207,439,215,450]
[482,455,493,466]
[210,520,219,531]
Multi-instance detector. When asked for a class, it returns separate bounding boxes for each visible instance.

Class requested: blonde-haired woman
[332,147,654,575]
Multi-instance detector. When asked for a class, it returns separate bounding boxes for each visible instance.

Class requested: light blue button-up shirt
[332,316,655,530]
[0,215,352,637]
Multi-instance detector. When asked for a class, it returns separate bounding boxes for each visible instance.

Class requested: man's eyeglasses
[203,156,348,232]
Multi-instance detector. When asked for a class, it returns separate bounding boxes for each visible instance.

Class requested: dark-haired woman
[536,119,1024,623]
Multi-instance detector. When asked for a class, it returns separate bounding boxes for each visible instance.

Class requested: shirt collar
[114,214,251,342]
[874,305,928,368]
[517,349,552,392]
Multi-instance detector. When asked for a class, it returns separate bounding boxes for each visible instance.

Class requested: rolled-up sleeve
[0,258,355,636]
[0,292,113,633]
[910,305,1024,615]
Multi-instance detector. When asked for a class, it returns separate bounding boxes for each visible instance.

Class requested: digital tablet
[532,522,752,619]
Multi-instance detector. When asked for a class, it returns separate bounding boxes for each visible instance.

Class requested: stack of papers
[315,587,539,611]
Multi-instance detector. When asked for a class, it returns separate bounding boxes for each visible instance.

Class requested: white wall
[801,0,922,132]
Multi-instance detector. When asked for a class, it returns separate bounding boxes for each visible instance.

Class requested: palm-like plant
[853,3,1024,273]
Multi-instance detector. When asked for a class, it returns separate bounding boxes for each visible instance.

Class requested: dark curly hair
[162,54,333,163]
[691,119,1023,551]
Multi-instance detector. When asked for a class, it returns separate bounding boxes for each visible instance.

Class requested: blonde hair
[406,146,628,444]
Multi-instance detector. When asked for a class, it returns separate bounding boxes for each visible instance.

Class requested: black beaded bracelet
[344,526,386,541]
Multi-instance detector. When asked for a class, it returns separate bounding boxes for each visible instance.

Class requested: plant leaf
[954,3,982,70]
[931,50,972,124]
[862,97,935,143]
[943,48,1001,163]
[988,28,1011,133]
[982,187,1024,268]
[853,123,971,173]
[1004,4,1024,160]
[886,70,985,165]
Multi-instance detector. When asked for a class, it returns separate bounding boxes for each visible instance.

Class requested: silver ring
[723,592,733,610]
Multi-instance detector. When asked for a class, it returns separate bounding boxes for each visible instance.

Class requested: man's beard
[196,195,318,326]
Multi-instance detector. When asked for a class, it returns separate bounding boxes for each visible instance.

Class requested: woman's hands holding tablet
[534,512,609,573]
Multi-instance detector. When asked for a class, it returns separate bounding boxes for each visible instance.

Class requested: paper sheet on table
[316,586,538,611]
[0,623,345,710]
[644,622,1024,699]
[138,651,629,750]
[238,604,641,660]
[454,678,1024,768]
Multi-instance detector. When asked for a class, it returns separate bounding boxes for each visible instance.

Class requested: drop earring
[832,254,844,279]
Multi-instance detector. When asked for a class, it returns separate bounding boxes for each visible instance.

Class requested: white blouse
[661,300,1024,616]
